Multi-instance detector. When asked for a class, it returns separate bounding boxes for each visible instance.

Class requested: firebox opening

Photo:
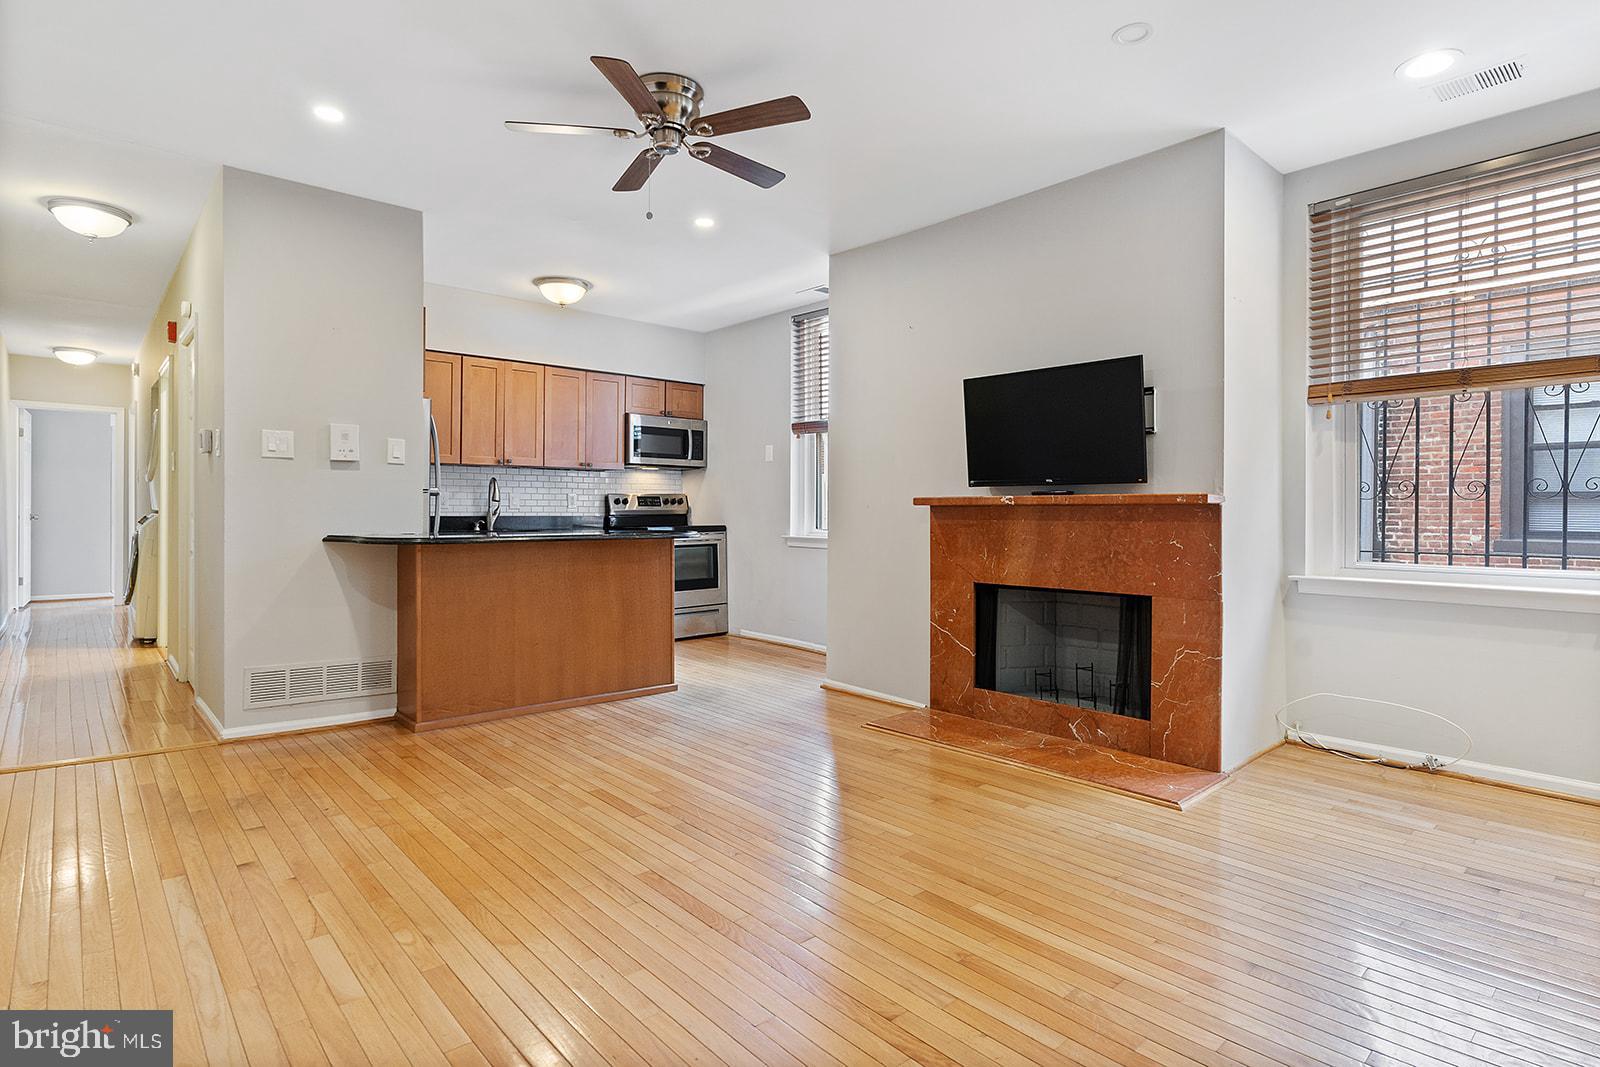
[973,584,1152,720]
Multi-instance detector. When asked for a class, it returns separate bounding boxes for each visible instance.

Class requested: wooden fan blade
[692,143,784,188]
[591,56,662,120]
[504,121,638,138]
[694,95,810,137]
[613,149,662,192]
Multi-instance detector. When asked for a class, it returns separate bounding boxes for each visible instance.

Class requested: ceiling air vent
[243,657,397,711]
[1430,59,1526,102]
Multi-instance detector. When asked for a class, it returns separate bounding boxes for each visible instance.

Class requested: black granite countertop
[323,529,680,545]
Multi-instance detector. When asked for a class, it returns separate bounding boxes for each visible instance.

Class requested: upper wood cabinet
[665,381,704,420]
[429,352,693,470]
[584,373,625,469]
[543,366,586,469]
[625,376,666,416]
[422,352,461,464]
[501,362,545,467]
[459,356,502,466]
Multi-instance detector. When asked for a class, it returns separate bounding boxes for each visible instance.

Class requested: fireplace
[918,493,1222,772]
[974,585,1151,720]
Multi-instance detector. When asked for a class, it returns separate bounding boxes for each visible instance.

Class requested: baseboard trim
[31,593,115,603]
[217,706,397,741]
[738,630,826,655]
[165,655,182,681]
[1290,732,1600,804]
[821,678,926,709]
[193,694,224,739]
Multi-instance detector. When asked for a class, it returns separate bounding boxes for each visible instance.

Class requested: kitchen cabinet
[543,366,585,469]
[501,362,545,467]
[429,352,692,469]
[584,372,625,469]
[626,376,666,415]
[665,381,703,420]
[422,351,461,464]
[459,356,502,466]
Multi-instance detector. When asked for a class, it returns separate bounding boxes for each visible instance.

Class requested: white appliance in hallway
[126,512,159,642]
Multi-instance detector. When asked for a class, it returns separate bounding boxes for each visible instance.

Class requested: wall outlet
[260,429,293,459]
[567,492,578,511]
[330,423,360,462]
[764,443,774,462]
[386,437,405,464]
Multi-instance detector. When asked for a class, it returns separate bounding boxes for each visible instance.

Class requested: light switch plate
[330,423,360,462]
[386,437,405,464]
[260,429,293,459]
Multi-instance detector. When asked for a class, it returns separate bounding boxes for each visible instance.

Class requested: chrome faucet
[485,476,501,534]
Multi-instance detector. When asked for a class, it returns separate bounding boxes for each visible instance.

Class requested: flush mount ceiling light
[533,276,592,307]
[312,103,346,124]
[1397,49,1462,80]
[45,197,133,239]
[52,346,99,366]
[693,216,716,229]
[1111,21,1154,45]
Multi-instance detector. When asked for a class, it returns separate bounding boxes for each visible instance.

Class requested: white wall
[219,168,423,731]
[1280,90,1600,790]
[1220,135,1288,769]
[686,303,828,649]
[826,132,1228,705]
[0,335,13,623]
[424,283,705,382]
[29,408,116,598]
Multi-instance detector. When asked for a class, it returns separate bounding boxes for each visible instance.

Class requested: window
[790,308,829,540]
[1312,131,1600,574]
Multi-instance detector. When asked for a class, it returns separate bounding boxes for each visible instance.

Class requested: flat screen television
[963,355,1148,487]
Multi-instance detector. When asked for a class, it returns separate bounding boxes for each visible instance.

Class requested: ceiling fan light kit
[506,55,810,192]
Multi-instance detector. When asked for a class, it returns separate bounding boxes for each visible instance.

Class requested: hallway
[0,601,213,769]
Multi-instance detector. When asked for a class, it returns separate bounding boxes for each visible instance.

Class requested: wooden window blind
[791,308,830,435]
[1308,130,1600,404]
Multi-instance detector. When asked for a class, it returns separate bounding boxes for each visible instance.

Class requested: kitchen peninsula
[324,528,677,730]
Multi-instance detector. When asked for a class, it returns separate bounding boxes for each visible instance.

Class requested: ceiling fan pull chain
[645,171,654,221]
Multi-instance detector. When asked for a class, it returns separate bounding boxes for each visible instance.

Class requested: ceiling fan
[506,56,810,191]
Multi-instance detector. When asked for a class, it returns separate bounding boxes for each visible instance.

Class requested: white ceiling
[4,0,1600,363]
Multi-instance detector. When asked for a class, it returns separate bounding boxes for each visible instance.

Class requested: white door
[29,409,115,599]
[16,408,30,606]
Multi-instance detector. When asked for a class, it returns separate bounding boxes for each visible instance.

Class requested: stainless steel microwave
[626,414,707,468]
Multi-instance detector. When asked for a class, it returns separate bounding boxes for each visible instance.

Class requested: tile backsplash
[438,465,684,518]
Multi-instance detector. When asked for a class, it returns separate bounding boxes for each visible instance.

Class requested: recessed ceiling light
[693,216,716,230]
[312,104,346,124]
[52,347,99,366]
[1111,22,1153,45]
[532,276,592,307]
[1396,49,1462,80]
[44,197,132,239]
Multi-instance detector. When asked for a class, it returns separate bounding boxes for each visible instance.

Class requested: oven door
[673,534,726,609]
[628,414,708,468]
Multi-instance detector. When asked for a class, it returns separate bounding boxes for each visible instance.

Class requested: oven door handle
[676,606,724,616]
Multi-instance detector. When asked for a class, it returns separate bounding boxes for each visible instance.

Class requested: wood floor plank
[0,609,1596,1066]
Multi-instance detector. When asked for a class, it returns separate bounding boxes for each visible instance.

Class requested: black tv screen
[964,355,1148,487]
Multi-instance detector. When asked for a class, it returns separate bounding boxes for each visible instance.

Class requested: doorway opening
[13,402,125,604]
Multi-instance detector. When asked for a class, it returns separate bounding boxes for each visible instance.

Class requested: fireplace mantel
[916,492,1223,772]
[913,492,1223,507]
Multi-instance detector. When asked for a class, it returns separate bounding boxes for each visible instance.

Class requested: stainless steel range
[604,493,727,639]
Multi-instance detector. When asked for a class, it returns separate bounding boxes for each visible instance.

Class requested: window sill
[1290,572,1600,614]
[786,535,828,550]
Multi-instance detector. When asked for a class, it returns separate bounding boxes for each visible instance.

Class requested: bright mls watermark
[2,1012,172,1065]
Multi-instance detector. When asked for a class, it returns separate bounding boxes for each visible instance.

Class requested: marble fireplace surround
[915,494,1223,773]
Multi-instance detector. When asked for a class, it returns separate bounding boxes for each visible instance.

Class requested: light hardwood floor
[0,602,214,769]
[1,606,1598,1065]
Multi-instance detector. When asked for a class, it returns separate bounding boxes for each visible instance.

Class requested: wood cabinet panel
[459,357,503,466]
[584,372,625,469]
[625,376,666,415]
[665,381,704,420]
[422,351,461,464]
[543,366,586,469]
[501,362,545,467]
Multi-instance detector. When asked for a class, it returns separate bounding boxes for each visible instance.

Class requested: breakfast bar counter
[325,532,677,731]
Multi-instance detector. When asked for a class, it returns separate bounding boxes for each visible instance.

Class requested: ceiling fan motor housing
[640,72,702,154]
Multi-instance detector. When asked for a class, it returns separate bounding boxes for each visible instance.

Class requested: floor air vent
[243,657,397,711]
[1431,59,1525,102]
